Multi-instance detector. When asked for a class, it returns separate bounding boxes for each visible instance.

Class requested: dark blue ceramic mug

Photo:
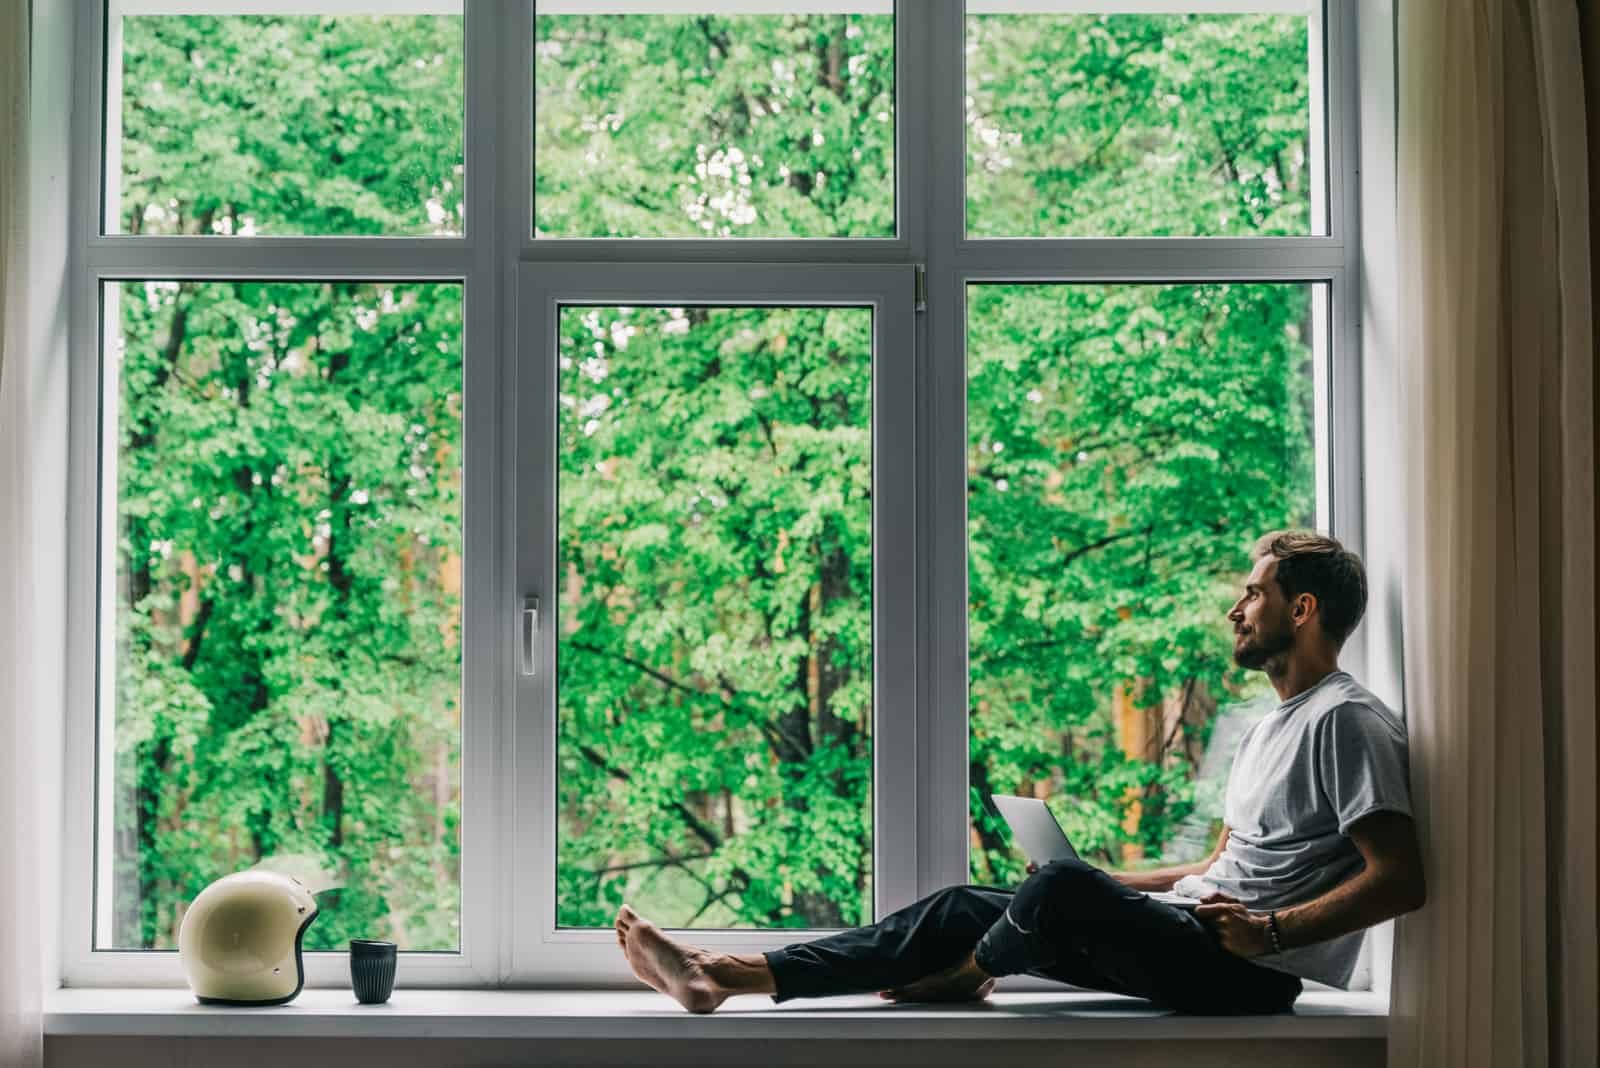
[349,940,397,1004]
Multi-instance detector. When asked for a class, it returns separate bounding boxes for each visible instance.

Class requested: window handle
[521,596,539,677]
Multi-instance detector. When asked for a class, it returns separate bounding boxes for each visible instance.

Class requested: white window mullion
[80,238,475,281]
[919,0,971,901]
[447,0,513,987]
[951,239,1347,278]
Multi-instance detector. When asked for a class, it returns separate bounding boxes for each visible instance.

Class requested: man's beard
[1233,620,1294,669]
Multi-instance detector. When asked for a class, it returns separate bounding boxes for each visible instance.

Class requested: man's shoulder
[1306,676,1406,738]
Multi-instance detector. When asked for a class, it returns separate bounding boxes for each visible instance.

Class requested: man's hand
[1193,892,1274,958]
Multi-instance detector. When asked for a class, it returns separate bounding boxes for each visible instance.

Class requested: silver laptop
[990,794,1202,910]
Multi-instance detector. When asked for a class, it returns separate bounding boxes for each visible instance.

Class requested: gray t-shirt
[1173,670,1413,989]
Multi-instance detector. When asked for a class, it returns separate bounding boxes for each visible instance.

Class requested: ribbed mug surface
[349,939,397,1004]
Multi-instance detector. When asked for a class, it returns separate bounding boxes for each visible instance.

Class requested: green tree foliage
[536,12,894,237]
[112,279,463,950]
[112,8,1315,945]
[967,13,1312,236]
[556,306,872,929]
[118,13,463,235]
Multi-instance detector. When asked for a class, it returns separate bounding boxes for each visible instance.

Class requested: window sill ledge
[46,987,1388,1042]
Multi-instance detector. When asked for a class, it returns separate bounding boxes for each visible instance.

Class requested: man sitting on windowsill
[613,530,1426,1016]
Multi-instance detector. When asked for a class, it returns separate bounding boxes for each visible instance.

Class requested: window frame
[59,0,1369,990]
[63,0,503,988]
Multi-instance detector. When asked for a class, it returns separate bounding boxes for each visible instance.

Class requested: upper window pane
[106,2,465,236]
[965,2,1321,237]
[534,2,896,239]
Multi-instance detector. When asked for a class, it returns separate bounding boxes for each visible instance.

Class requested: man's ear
[1292,593,1316,627]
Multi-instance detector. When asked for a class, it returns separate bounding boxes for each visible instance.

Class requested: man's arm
[1273,810,1426,947]
[1111,824,1231,892]
[1197,810,1426,957]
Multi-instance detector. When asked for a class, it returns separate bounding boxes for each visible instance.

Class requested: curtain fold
[0,1,43,1066]
[1389,2,1598,1067]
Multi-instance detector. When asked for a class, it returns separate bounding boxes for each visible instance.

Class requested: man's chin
[1233,645,1268,670]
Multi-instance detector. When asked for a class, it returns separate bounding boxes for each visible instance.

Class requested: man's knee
[1009,858,1106,927]
[927,884,997,921]
[1027,858,1099,897]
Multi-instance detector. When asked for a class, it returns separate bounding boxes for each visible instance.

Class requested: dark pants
[763,859,1303,1015]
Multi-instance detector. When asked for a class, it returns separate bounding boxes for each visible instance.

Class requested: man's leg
[614,886,1012,1012]
[764,885,1013,1002]
[973,859,1303,1015]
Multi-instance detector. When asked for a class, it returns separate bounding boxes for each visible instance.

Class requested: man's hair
[1251,530,1368,647]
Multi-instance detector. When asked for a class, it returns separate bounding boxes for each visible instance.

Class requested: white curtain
[1389,1,1598,1067]
[0,0,43,1066]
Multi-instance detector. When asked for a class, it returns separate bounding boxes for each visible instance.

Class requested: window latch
[521,596,539,677]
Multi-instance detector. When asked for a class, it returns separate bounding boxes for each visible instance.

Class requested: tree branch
[576,743,724,852]
[1059,524,1153,569]
[584,849,717,877]
[569,640,715,703]
[181,597,215,672]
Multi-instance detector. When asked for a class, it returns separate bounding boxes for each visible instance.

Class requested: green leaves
[535,12,894,238]
[119,14,464,235]
[966,13,1312,237]
[556,304,872,929]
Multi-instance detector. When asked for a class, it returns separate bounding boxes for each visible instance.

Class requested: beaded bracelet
[1266,911,1285,954]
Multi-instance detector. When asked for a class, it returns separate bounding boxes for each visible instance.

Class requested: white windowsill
[46,987,1388,1041]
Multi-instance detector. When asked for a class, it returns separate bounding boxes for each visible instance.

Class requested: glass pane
[557,305,873,928]
[535,3,895,238]
[965,3,1319,237]
[965,282,1321,883]
[98,281,463,951]
[107,2,464,236]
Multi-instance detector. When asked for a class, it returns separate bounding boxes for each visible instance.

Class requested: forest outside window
[103,0,466,237]
[964,0,1325,237]
[534,1,897,239]
[555,303,875,931]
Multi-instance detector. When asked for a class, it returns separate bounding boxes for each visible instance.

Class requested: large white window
[63,0,1362,988]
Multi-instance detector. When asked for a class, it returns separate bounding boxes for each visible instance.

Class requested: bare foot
[879,958,996,1004]
[615,905,726,1014]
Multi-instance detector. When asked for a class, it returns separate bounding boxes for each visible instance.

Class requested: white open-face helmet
[178,870,320,1005]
